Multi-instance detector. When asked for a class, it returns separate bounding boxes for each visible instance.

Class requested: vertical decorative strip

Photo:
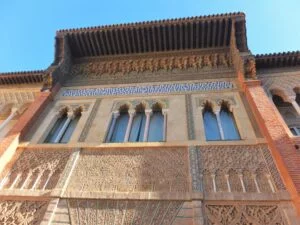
[185,94,195,140]
[189,146,202,192]
[259,145,286,190]
[78,99,101,142]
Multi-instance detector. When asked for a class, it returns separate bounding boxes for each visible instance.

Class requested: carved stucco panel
[205,204,287,225]
[68,199,183,225]
[66,147,189,193]
[0,200,48,225]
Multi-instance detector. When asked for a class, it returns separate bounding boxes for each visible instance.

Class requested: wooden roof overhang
[255,51,300,69]
[0,70,44,85]
[55,12,248,61]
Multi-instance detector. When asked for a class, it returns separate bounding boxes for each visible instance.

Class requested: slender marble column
[214,108,225,140]
[143,110,152,142]
[54,112,73,143]
[0,171,11,189]
[291,99,300,116]
[124,110,135,142]
[42,172,53,191]
[238,174,246,193]
[225,174,231,192]
[20,171,32,189]
[162,109,168,141]
[266,174,276,193]
[31,172,43,190]
[211,174,217,192]
[252,173,261,193]
[106,112,120,142]
[9,173,21,189]
[0,107,18,132]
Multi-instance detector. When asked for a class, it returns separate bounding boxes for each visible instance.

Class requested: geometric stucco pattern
[205,203,287,225]
[66,147,189,193]
[68,199,183,225]
[0,200,48,225]
[194,145,285,193]
[0,149,71,190]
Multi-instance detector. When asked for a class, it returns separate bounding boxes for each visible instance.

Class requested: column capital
[112,111,120,118]
[67,111,75,119]
[162,109,168,115]
[145,109,153,115]
[128,110,136,116]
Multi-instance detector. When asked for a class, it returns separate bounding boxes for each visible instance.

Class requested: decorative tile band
[62,81,234,97]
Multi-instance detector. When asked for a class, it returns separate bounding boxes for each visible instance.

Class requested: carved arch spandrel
[0,149,72,191]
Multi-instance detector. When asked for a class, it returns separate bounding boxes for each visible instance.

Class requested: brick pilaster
[243,80,300,213]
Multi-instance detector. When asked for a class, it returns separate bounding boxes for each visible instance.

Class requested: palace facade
[0,12,300,224]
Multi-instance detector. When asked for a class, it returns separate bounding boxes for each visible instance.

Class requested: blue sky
[0,0,299,72]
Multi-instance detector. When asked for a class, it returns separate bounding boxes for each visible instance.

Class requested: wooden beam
[151,26,157,51]
[109,30,117,54]
[135,28,142,53]
[174,24,178,50]
[212,20,217,47]
[184,23,188,49]
[114,29,122,54]
[223,19,229,46]
[73,33,84,56]
[179,23,183,50]
[168,25,173,50]
[99,31,108,55]
[195,21,199,48]
[157,26,162,51]
[88,32,98,56]
[93,31,103,55]
[201,22,205,48]
[104,30,112,55]
[162,25,167,51]
[207,20,211,47]
[146,27,152,51]
[141,27,147,52]
[78,33,89,56]
[217,20,222,47]
[119,29,128,54]
[190,22,194,49]
[125,28,132,53]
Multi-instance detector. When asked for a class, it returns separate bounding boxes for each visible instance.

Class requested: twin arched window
[203,102,240,141]
[107,103,165,143]
[44,108,81,143]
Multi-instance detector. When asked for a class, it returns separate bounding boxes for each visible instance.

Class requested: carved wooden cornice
[255,51,300,69]
[55,12,248,60]
[0,71,44,85]
[70,52,233,77]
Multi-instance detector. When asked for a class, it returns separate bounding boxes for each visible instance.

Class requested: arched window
[148,104,164,142]
[106,102,166,143]
[219,104,240,140]
[45,108,81,143]
[110,111,129,143]
[203,103,221,141]
[129,105,146,142]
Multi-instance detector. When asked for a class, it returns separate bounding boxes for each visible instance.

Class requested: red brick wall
[244,81,300,213]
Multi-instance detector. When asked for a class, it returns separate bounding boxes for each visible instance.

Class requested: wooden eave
[55,12,248,59]
[0,70,44,85]
[255,51,300,69]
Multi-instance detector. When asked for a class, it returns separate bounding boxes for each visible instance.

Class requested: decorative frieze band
[62,81,234,97]
[70,53,232,77]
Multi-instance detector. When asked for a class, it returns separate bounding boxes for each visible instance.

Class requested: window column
[106,111,120,142]
[214,107,225,140]
[162,109,168,141]
[124,110,135,142]
[53,111,74,143]
[143,109,152,142]
[289,96,300,116]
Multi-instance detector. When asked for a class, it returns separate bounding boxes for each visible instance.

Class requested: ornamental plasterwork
[68,199,183,225]
[196,96,237,109]
[54,103,91,112]
[0,149,71,191]
[0,200,48,225]
[0,90,37,105]
[66,147,189,193]
[205,204,286,225]
[70,53,232,78]
[62,81,234,97]
[112,99,168,111]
